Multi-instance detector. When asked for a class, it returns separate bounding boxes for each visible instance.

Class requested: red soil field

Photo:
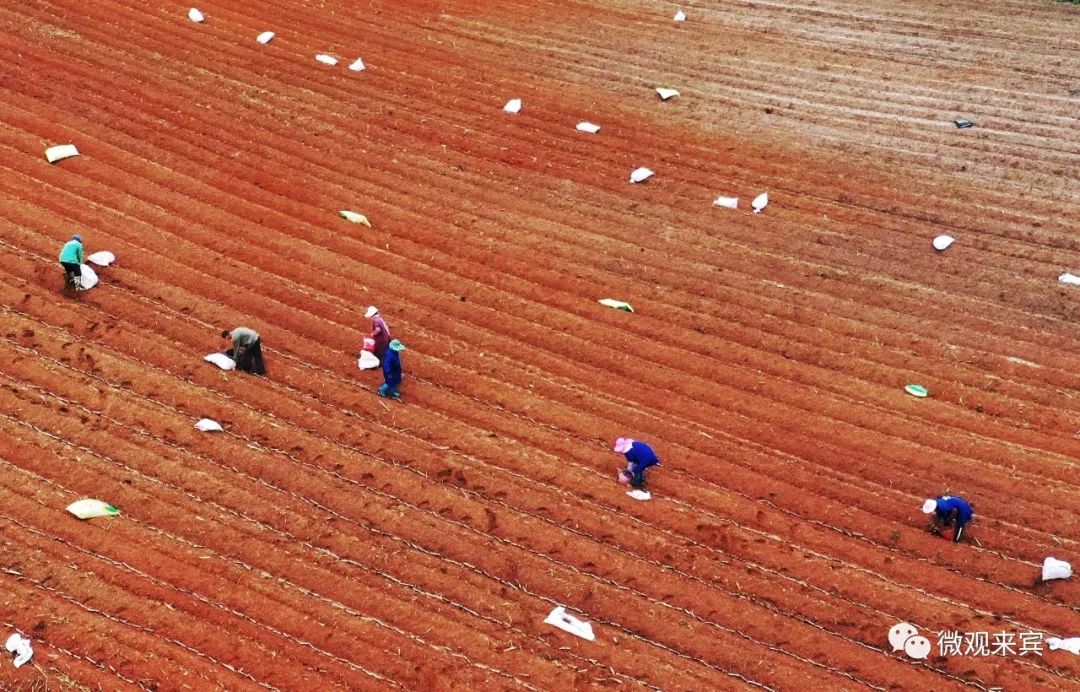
[1,0,1078,689]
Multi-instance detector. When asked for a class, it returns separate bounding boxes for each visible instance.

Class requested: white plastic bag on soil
[66,499,119,519]
[1042,557,1072,581]
[543,606,595,641]
[4,633,32,668]
[77,264,98,290]
[87,251,116,266]
[195,418,223,432]
[1048,637,1080,655]
[204,353,236,370]
[45,144,79,163]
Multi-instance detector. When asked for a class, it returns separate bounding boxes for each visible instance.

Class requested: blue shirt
[382,349,402,385]
[624,441,660,473]
[935,496,973,523]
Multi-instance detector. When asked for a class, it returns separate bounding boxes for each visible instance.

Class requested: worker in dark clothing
[614,438,660,489]
[221,327,266,375]
[378,339,406,398]
[923,495,974,543]
[365,306,391,361]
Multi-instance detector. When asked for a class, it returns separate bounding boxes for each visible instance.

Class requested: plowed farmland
[1,0,1078,689]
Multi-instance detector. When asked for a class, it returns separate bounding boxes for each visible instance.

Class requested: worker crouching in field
[923,495,973,543]
[378,339,406,398]
[222,327,266,375]
[614,437,660,489]
[58,234,84,290]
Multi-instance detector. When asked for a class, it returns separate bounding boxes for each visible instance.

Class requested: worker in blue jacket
[614,438,660,489]
[378,339,406,398]
[922,495,974,542]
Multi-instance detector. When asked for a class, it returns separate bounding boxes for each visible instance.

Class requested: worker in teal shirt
[922,495,974,543]
[58,235,84,288]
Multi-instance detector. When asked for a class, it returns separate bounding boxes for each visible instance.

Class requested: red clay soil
[1,0,1078,689]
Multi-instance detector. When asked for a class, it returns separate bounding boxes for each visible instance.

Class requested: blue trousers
[937,513,971,542]
[629,464,657,488]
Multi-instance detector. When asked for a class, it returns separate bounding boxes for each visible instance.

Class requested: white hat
[921,499,938,514]
[364,306,378,319]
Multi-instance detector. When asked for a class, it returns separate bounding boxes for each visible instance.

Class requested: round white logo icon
[888,622,919,652]
[889,623,931,659]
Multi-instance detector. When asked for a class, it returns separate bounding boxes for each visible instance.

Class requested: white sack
[1042,557,1072,581]
[195,418,223,432]
[66,499,119,520]
[77,264,99,290]
[204,353,236,370]
[87,251,115,266]
[4,633,32,668]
